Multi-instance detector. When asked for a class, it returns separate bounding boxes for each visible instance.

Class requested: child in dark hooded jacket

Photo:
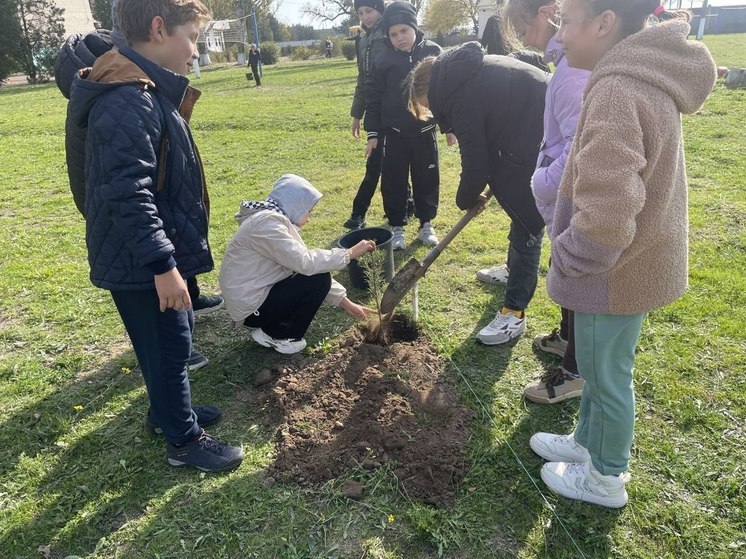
[365,1,443,251]
[407,42,548,346]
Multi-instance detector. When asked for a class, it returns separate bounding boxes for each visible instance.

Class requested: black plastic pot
[337,227,395,290]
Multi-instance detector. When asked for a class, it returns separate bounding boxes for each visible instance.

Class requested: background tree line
[0,0,65,83]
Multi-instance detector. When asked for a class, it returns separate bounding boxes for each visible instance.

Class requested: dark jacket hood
[428,41,484,125]
[54,29,113,99]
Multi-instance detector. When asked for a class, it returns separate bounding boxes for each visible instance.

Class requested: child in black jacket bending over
[364,1,446,250]
[407,43,548,346]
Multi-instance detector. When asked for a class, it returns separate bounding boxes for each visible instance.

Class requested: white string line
[438,338,588,559]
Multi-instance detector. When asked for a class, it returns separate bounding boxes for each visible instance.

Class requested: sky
[274,0,320,27]
[273,0,746,27]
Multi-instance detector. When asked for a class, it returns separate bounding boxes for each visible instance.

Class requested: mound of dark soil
[262,315,474,506]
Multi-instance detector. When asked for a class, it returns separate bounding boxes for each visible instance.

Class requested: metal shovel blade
[378,190,493,316]
[380,258,425,314]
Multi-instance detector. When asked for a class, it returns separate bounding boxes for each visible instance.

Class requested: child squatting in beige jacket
[219,174,376,355]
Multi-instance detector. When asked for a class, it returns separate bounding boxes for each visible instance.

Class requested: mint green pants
[573,312,646,475]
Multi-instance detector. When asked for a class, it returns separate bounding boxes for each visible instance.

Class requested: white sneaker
[417,222,438,247]
[476,310,526,345]
[251,328,307,355]
[530,432,591,463]
[391,226,405,251]
[476,265,509,285]
[541,461,629,508]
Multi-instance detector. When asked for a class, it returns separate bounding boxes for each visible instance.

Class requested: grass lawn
[0,34,744,559]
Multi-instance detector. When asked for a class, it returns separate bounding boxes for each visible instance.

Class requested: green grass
[0,34,744,559]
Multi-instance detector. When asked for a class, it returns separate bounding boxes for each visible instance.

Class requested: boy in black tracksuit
[365,1,442,250]
[344,0,386,230]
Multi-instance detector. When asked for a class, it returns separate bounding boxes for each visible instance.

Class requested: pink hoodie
[531,33,590,235]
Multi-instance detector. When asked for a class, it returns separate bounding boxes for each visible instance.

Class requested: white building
[477,0,502,38]
[54,0,96,36]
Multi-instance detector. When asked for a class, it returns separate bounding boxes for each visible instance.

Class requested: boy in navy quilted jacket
[68,0,243,473]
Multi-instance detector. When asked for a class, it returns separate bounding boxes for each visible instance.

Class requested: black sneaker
[188,349,209,372]
[167,429,244,472]
[145,405,223,436]
[343,215,366,229]
[193,295,224,316]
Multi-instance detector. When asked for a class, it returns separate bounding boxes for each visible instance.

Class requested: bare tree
[423,0,468,35]
[455,0,481,34]
[15,0,65,83]
[302,0,353,24]
[303,0,426,25]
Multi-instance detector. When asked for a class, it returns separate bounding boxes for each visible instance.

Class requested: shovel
[379,193,491,315]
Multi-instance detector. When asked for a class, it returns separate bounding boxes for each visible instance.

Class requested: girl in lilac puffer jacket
[505,0,590,405]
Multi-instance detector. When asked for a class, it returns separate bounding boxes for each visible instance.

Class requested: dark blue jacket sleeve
[364,55,385,139]
[88,87,176,273]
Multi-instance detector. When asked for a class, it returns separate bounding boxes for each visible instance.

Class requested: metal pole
[696,0,709,40]
[236,4,246,64]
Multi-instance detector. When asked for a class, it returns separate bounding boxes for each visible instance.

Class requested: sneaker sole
[530,438,590,463]
[533,338,567,357]
[476,331,524,345]
[540,466,628,508]
[267,344,305,355]
[251,330,305,355]
[476,276,508,285]
[193,300,224,317]
[167,455,243,472]
[523,388,583,404]
[188,358,209,372]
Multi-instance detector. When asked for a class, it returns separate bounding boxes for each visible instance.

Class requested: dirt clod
[341,479,364,500]
[254,369,274,386]
[383,436,406,451]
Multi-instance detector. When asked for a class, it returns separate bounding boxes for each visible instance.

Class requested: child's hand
[351,118,361,139]
[474,193,489,215]
[365,138,378,158]
[446,132,458,146]
[341,298,375,320]
[154,268,191,312]
[347,239,376,259]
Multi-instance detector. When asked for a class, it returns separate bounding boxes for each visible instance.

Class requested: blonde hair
[118,0,211,44]
[505,0,561,27]
[405,56,437,121]
[503,0,561,45]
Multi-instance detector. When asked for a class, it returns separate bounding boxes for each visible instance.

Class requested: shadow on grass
[442,297,621,557]
[0,318,283,558]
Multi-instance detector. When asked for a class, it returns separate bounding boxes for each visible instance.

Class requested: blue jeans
[110,289,199,446]
[504,220,544,311]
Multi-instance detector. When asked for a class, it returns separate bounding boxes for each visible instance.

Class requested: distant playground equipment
[197,9,262,77]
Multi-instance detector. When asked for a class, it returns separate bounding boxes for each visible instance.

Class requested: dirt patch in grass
[262,314,474,506]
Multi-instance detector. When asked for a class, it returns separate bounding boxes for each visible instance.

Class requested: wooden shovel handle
[419,191,493,270]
